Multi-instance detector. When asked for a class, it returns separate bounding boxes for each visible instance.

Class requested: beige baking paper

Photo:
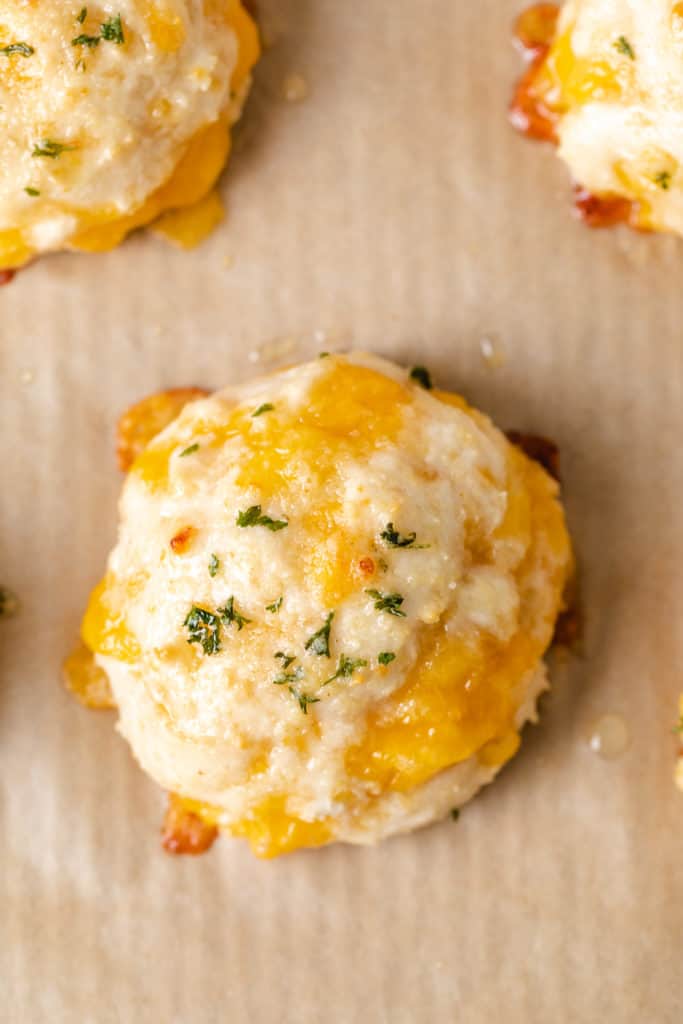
[1,1,682,1020]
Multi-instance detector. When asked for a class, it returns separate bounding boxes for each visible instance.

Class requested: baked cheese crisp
[74,354,573,857]
[0,0,259,267]
[513,1,683,234]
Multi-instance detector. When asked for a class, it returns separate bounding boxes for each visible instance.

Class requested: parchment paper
[1,1,682,1020]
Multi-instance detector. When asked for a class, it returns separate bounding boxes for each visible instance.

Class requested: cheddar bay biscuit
[70,354,573,857]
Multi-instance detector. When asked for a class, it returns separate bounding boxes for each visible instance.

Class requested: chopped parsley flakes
[273,665,302,686]
[378,651,396,666]
[218,596,251,632]
[24,187,40,197]
[654,171,672,191]
[304,612,334,657]
[179,443,199,457]
[72,12,124,48]
[184,595,250,652]
[272,663,316,715]
[674,717,683,735]
[252,403,274,417]
[266,596,283,613]
[71,33,100,47]
[184,606,221,656]
[32,139,77,159]
[410,365,433,390]
[366,589,406,617]
[289,688,320,714]
[322,653,367,686]
[614,35,635,59]
[208,554,220,577]
[236,505,288,531]
[380,522,417,548]
[0,43,34,57]
[101,14,124,43]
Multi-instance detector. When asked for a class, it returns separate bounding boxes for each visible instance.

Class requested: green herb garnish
[0,43,34,57]
[304,611,334,657]
[655,171,672,191]
[236,505,288,531]
[410,365,433,390]
[32,139,77,159]
[184,605,221,655]
[366,589,406,617]
[71,33,100,47]
[218,596,251,632]
[266,596,283,613]
[322,653,367,686]
[179,443,199,457]
[24,187,40,197]
[100,13,124,43]
[614,35,635,59]
[208,554,220,577]
[378,651,396,666]
[289,687,320,714]
[273,663,303,686]
[252,403,274,417]
[274,652,296,669]
[73,13,124,48]
[380,522,417,548]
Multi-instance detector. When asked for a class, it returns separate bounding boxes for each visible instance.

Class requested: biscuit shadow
[495,419,633,793]
[228,0,319,185]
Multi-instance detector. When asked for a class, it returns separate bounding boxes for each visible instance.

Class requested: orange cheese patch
[345,448,568,793]
[62,641,116,710]
[117,387,209,472]
[132,361,411,606]
[81,575,142,663]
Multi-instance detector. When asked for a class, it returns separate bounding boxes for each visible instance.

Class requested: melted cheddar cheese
[78,354,572,857]
[0,0,259,267]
